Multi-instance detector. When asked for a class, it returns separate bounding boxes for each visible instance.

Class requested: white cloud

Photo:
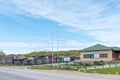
[88,29,120,46]
[0,0,112,30]
[60,39,98,50]
[0,42,46,48]
[2,1,118,29]
[0,0,120,48]
[66,40,84,47]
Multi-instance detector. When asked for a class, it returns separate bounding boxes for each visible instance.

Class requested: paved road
[0,66,119,80]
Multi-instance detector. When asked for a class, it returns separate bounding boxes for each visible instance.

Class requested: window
[83,53,108,58]
[100,54,108,58]
[83,54,90,58]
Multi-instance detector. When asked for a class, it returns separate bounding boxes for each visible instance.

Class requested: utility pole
[51,32,60,67]
[51,33,54,67]
[57,32,59,66]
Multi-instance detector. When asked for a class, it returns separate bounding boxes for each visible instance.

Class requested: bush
[79,62,83,65]
[94,61,99,65]
[99,60,105,65]
[84,63,92,66]
[94,61,105,65]
[71,62,84,66]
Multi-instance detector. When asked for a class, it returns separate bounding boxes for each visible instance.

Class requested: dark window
[100,54,108,58]
[83,54,90,58]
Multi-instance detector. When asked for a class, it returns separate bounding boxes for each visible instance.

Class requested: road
[0,66,119,80]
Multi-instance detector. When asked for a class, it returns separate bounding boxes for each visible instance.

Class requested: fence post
[94,65,96,69]
[116,63,117,68]
[103,65,104,68]
[85,66,87,71]
[109,64,111,68]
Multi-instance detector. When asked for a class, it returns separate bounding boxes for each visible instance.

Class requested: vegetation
[57,50,80,56]
[93,61,105,65]
[0,64,24,66]
[25,51,48,58]
[28,65,55,70]
[0,53,6,58]
[70,61,105,67]
[29,61,120,75]
[0,50,79,58]
[25,50,80,58]
[81,67,120,74]
[29,65,76,71]
[71,62,83,66]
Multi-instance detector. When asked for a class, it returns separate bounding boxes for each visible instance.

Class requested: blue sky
[0,0,120,54]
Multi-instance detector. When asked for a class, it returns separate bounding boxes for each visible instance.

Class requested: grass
[29,65,55,70]
[29,65,120,75]
[81,67,120,74]
[28,65,76,70]
[0,64,24,66]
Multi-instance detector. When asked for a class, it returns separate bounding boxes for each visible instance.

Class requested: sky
[0,0,120,54]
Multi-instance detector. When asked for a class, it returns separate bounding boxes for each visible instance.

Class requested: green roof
[110,47,120,51]
[80,44,120,52]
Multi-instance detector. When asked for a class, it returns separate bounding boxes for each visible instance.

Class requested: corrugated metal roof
[80,44,120,52]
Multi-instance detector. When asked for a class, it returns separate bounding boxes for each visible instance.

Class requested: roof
[80,44,120,52]
[110,47,120,51]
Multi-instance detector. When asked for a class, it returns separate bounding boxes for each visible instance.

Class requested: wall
[80,50,113,62]
[112,51,117,60]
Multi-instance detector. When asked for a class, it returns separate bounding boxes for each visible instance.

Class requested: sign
[94,54,99,58]
[64,58,70,62]
[60,58,64,62]
[90,54,94,58]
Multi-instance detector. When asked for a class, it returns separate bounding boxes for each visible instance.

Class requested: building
[80,44,120,62]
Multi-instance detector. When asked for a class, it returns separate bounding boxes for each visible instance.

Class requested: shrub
[94,61,105,65]
[94,61,99,65]
[99,60,105,65]
[79,62,83,65]
[84,63,92,66]
[71,62,84,66]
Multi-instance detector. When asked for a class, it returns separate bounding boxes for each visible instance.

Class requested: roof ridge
[81,44,111,52]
